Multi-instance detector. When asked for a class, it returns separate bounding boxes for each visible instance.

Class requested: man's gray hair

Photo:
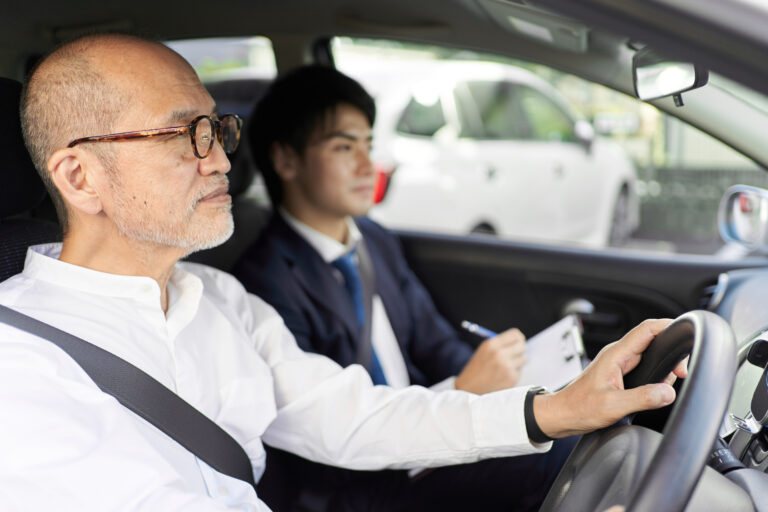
[20,35,131,234]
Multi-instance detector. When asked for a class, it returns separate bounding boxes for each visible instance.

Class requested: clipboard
[517,314,587,390]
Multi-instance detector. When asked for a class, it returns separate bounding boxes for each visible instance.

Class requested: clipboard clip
[560,320,587,364]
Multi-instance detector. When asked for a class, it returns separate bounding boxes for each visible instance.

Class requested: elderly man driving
[0,34,683,511]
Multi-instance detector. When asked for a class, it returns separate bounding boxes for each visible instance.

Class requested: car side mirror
[574,120,594,153]
[632,46,708,106]
[718,185,768,252]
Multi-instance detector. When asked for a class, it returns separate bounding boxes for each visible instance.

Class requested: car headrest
[206,77,274,198]
[0,77,47,219]
[227,141,256,198]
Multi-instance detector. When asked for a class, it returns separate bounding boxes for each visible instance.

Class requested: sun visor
[477,0,590,53]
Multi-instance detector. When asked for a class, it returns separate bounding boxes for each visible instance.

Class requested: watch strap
[524,386,554,444]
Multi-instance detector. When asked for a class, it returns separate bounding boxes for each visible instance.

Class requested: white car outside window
[343,60,639,247]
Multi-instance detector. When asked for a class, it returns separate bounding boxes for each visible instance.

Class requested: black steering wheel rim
[539,310,738,512]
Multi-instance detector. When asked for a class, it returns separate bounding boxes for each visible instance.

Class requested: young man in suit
[233,65,577,512]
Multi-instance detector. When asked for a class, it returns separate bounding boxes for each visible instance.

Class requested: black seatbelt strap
[0,304,256,488]
[355,239,376,371]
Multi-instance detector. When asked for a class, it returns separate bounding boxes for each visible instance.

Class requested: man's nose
[357,148,374,175]
[199,138,232,176]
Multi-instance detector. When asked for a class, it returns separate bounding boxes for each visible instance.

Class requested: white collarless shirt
[0,243,545,512]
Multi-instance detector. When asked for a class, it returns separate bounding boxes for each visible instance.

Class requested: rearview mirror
[718,185,768,251]
[633,47,708,103]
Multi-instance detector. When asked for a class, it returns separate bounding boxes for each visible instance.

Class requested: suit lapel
[270,215,360,340]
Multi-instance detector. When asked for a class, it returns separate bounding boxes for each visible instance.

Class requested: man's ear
[47,148,104,216]
[271,142,300,182]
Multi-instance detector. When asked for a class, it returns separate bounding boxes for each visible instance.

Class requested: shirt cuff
[470,385,553,452]
[429,376,457,392]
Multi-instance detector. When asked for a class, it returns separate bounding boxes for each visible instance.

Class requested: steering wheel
[539,310,738,512]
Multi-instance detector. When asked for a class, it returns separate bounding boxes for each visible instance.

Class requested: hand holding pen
[461,321,498,339]
[453,320,527,394]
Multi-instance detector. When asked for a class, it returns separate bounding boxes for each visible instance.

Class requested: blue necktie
[331,250,388,385]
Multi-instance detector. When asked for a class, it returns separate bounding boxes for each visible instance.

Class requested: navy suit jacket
[233,213,474,387]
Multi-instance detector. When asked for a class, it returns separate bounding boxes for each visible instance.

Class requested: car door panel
[455,80,565,239]
[474,139,562,237]
[546,141,600,240]
[515,84,607,242]
[396,230,768,356]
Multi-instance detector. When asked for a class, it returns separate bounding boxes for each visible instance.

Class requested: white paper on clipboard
[518,314,586,390]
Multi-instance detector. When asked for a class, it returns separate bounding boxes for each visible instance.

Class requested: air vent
[699,273,729,311]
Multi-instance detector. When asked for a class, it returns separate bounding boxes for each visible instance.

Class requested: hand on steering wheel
[533,318,686,439]
[538,311,737,512]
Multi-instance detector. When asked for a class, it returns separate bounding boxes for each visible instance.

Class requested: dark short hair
[248,65,376,207]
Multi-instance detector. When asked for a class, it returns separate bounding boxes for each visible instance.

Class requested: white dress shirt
[280,208,415,388]
[0,244,546,512]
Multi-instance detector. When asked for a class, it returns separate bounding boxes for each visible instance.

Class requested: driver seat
[0,77,60,283]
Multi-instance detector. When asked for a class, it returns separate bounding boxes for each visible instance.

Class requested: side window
[396,96,446,137]
[461,81,529,139]
[517,86,576,142]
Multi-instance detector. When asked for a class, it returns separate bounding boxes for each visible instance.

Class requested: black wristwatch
[524,386,554,444]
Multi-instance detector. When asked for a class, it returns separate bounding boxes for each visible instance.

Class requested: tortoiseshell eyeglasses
[66,113,243,159]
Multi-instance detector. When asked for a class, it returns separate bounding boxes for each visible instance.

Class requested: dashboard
[716,268,768,472]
